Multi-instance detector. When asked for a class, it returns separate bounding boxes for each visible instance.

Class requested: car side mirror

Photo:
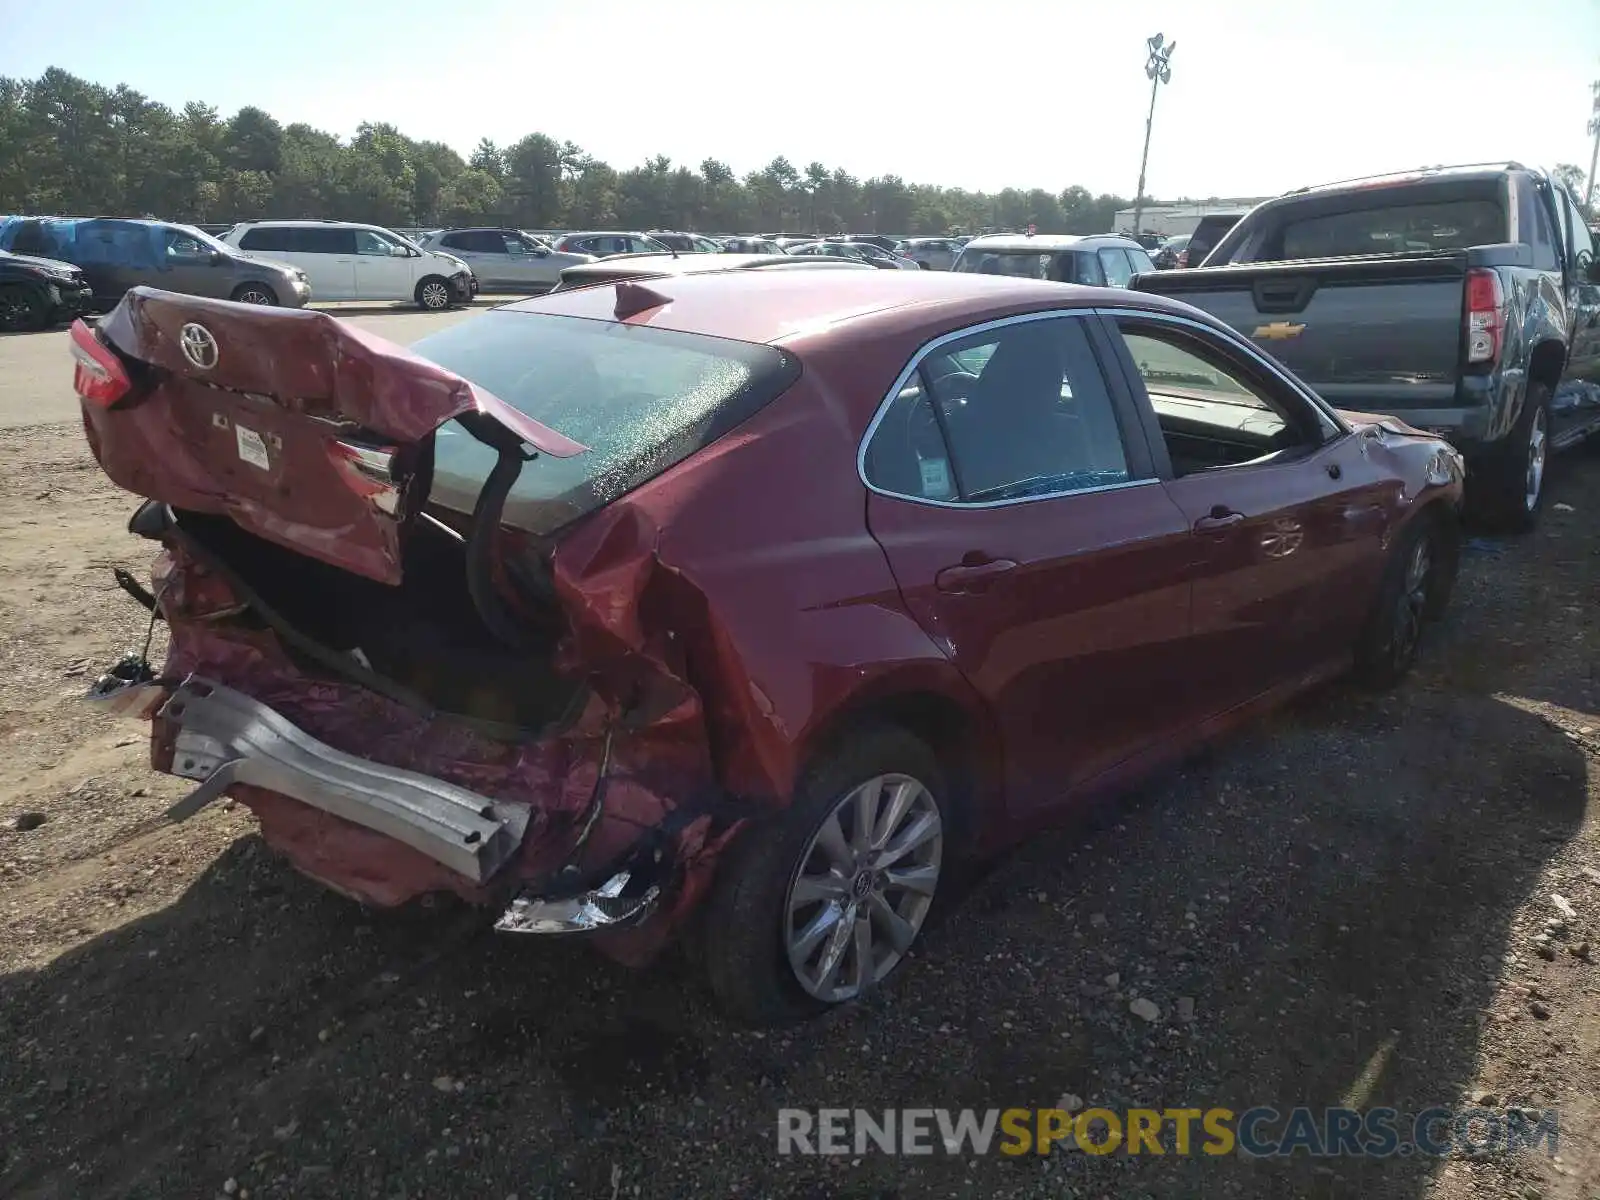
[209,250,225,265]
[533,246,549,257]
[1586,254,1600,284]
[391,244,410,258]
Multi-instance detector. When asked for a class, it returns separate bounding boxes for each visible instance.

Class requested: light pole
[1586,79,1600,212]
[1132,32,1176,240]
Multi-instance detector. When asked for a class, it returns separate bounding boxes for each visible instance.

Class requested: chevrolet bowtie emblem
[1252,322,1306,341]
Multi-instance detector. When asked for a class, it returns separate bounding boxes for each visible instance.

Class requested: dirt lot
[0,418,1596,1200]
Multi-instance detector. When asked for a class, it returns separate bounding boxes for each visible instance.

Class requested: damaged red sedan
[71,270,1463,1024]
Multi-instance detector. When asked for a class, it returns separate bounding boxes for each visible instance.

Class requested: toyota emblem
[179,322,219,370]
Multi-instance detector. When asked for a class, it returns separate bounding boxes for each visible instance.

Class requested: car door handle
[1194,509,1245,533]
[934,558,1018,593]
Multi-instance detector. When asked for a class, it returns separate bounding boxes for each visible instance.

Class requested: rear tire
[230,283,278,306]
[1473,383,1550,533]
[1353,510,1454,689]
[702,726,948,1026]
[0,283,49,332]
[415,276,453,311]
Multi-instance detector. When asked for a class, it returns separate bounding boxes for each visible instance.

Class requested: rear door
[1102,312,1391,710]
[863,311,1195,816]
[287,228,357,299]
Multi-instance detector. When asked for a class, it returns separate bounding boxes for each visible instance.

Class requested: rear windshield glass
[409,311,801,533]
[1277,199,1505,259]
[956,249,1066,280]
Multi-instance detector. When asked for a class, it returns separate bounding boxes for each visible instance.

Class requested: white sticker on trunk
[235,424,271,471]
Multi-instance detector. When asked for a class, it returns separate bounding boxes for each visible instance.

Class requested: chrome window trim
[855,308,1156,509]
[1090,306,1350,439]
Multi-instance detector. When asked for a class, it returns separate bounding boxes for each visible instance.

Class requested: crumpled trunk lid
[82,287,586,584]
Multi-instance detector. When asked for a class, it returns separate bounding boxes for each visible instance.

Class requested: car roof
[232,219,385,228]
[958,233,1140,252]
[559,230,659,238]
[504,266,1208,349]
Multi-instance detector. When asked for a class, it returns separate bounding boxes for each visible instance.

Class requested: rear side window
[239,227,289,252]
[864,315,1131,503]
[1277,199,1506,259]
[295,227,358,254]
[410,313,802,532]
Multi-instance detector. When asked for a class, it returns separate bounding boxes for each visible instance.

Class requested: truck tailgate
[1135,254,1468,410]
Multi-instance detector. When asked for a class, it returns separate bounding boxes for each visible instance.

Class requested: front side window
[864,316,1131,504]
[1113,321,1320,476]
[355,228,401,256]
[164,227,213,260]
[1097,248,1134,287]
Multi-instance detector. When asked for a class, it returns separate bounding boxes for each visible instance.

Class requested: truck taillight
[1464,268,1504,366]
[69,319,133,408]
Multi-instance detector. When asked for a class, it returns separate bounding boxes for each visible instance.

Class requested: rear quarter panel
[553,348,998,817]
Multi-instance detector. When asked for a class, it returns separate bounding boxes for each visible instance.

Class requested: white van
[219,221,478,309]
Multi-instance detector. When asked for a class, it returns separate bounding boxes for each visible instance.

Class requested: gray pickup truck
[1134,163,1600,529]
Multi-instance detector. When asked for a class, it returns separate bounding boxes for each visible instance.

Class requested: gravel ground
[0,420,1596,1200]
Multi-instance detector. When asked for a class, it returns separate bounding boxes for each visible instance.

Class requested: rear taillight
[1465,268,1504,367]
[69,319,133,408]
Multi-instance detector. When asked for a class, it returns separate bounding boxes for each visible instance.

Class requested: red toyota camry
[72,269,1463,1024]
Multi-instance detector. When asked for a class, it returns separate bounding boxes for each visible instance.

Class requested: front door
[157,226,229,299]
[864,312,1195,816]
[1102,315,1392,712]
[352,228,415,301]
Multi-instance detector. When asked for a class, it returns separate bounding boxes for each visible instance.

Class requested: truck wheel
[1353,509,1454,688]
[1475,383,1549,534]
[0,283,49,332]
[702,726,948,1026]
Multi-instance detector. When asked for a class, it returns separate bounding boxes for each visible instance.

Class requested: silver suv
[901,238,961,271]
[417,228,595,294]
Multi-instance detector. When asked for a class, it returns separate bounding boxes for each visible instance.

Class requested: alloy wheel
[783,773,942,1003]
[420,282,451,310]
[1525,405,1548,513]
[1390,535,1433,670]
[0,291,30,331]
[236,288,274,305]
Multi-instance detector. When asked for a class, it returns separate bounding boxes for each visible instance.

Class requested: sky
[3,0,1599,201]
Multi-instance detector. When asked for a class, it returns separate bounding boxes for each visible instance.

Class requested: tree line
[0,67,1141,236]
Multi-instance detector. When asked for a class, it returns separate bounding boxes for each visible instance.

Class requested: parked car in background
[548,251,872,292]
[720,237,787,254]
[647,231,726,253]
[789,241,918,270]
[0,246,94,330]
[74,271,1460,1025]
[1134,162,1600,529]
[953,233,1157,285]
[837,235,902,255]
[0,217,309,310]
[1179,212,1245,267]
[901,238,961,270]
[552,231,671,257]
[767,235,818,250]
[417,228,594,293]
[1152,234,1190,270]
[221,220,472,309]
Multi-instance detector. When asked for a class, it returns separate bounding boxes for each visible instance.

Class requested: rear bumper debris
[93,673,530,884]
[494,868,661,935]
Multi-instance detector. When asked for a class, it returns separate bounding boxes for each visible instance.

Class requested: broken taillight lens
[69,319,134,408]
